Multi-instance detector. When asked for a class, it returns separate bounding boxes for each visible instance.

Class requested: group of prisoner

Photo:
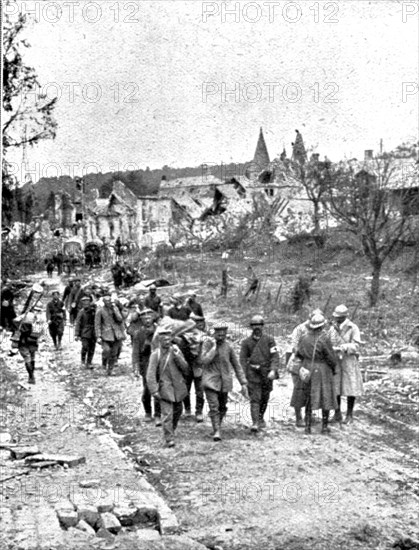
[5,276,363,447]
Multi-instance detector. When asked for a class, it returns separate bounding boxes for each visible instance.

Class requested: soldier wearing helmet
[240,315,280,432]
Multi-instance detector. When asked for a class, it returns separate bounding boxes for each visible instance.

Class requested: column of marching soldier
[9,278,364,448]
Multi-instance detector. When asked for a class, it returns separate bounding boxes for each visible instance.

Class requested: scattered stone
[25,453,86,467]
[56,509,78,529]
[136,529,161,542]
[76,519,96,537]
[28,460,58,469]
[158,509,179,535]
[113,505,138,526]
[99,512,122,534]
[96,527,115,542]
[77,504,100,528]
[79,479,100,489]
[134,504,159,524]
[10,446,40,459]
[97,497,115,513]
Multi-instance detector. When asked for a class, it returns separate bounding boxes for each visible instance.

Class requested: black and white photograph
[1,1,418,548]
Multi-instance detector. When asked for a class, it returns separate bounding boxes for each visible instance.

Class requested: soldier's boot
[250,403,260,432]
[331,396,342,423]
[305,405,312,434]
[343,397,355,424]
[321,410,331,434]
[295,408,305,427]
[211,416,221,441]
[26,361,35,385]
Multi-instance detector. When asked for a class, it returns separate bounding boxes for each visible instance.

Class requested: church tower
[291,129,307,165]
[245,127,271,180]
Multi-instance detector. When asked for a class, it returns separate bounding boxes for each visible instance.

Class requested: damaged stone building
[43,128,317,249]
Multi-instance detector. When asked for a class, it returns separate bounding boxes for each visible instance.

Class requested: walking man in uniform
[147,327,189,447]
[131,308,161,425]
[200,322,248,441]
[46,291,66,350]
[95,294,126,375]
[75,295,97,369]
[240,315,280,432]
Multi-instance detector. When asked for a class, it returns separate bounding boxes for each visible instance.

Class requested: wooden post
[274,283,282,307]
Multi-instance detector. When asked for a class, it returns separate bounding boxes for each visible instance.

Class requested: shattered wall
[136,197,172,248]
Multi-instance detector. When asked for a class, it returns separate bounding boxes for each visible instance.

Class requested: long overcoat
[330,319,364,397]
[147,345,189,402]
[291,328,337,410]
[200,339,247,393]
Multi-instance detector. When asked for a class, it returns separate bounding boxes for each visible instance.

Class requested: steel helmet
[250,315,264,326]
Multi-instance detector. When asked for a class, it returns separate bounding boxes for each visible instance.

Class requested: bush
[155,243,172,259]
[1,240,44,279]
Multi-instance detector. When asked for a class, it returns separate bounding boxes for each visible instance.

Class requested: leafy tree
[2,3,57,226]
[323,151,418,306]
[2,6,57,152]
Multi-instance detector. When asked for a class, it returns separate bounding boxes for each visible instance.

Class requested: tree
[323,152,418,306]
[2,3,57,225]
[2,7,57,152]
[23,187,35,224]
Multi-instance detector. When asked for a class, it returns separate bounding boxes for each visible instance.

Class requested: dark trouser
[305,389,329,430]
[102,340,122,370]
[292,373,303,422]
[81,337,96,365]
[141,374,161,417]
[70,307,79,324]
[49,323,64,347]
[183,374,204,415]
[205,389,228,431]
[336,395,356,417]
[19,345,36,381]
[1,307,16,331]
[160,399,183,442]
[248,376,273,425]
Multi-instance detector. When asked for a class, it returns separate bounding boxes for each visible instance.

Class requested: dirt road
[1,268,418,550]
[64,328,419,550]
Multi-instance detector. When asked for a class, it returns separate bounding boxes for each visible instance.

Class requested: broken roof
[215,184,242,200]
[160,175,223,190]
[170,192,204,219]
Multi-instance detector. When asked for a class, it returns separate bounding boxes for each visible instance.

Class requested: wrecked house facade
[85,181,172,247]
[41,129,319,250]
[43,181,173,249]
[156,128,316,243]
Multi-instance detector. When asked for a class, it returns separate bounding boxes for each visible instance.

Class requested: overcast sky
[7,0,419,179]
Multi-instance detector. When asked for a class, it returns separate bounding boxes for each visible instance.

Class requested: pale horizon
[5,0,418,181]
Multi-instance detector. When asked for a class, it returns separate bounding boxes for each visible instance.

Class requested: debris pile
[55,490,160,543]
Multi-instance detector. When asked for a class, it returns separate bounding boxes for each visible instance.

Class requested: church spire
[253,127,270,166]
[246,127,270,180]
[292,129,307,165]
